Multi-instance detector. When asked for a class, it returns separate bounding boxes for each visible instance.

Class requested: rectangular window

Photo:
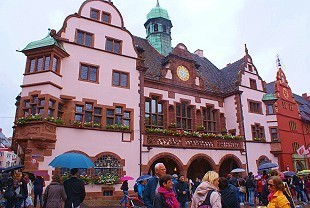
[270,127,278,141]
[202,107,217,133]
[145,98,163,128]
[76,30,93,47]
[252,123,265,140]
[112,71,129,87]
[282,101,287,109]
[105,37,122,54]
[90,8,100,20]
[176,102,192,130]
[267,104,274,114]
[249,78,257,90]
[102,12,111,23]
[289,121,297,131]
[28,56,56,73]
[248,100,262,114]
[106,107,130,127]
[79,64,98,83]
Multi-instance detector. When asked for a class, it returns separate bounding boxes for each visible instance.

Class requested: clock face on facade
[177,65,190,81]
[283,88,289,99]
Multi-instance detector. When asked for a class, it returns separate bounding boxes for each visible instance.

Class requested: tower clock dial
[177,65,190,81]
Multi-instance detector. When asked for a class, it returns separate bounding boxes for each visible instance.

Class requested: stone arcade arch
[218,154,243,177]
[186,154,216,180]
[144,152,183,176]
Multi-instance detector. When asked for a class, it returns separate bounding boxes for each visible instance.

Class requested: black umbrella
[258,163,278,171]
[2,164,24,173]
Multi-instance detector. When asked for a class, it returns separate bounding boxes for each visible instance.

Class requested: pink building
[11,0,308,199]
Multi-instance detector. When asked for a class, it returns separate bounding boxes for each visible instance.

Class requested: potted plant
[197,125,205,132]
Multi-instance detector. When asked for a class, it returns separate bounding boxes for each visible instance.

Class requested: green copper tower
[144,0,173,56]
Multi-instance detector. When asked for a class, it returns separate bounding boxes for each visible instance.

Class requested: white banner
[297,145,306,156]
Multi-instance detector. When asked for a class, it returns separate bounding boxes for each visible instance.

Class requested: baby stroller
[126,195,146,208]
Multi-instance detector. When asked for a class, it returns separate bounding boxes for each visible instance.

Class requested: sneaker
[240,202,244,205]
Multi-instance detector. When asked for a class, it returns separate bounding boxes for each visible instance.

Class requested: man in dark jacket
[219,177,240,208]
[63,168,86,208]
[143,163,166,208]
[175,175,190,208]
[246,172,256,206]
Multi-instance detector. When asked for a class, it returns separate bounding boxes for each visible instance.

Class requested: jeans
[239,192,245,203]
[248,188,255,205]
[119,190,128,205]
[34,192,43,207]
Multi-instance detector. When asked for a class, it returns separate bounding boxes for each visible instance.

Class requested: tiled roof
[293,93,310,122]
[133,36,243,95]
[220,57,246,93]
[22,33,66,52]
[265,81,275,94]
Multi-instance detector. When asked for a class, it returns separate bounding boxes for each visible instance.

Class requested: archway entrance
[148,157,180,176]
[187,158,213,180]
[219,158,239,177]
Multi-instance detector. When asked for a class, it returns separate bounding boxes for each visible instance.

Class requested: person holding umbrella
[119,180,129,206]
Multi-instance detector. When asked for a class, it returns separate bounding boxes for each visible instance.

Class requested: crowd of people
[0,168,85,208]
[122,163,310,208]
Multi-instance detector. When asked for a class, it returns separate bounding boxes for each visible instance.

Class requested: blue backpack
[134,183,139,193]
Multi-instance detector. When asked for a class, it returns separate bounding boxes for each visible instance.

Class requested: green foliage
[105,124,129,131]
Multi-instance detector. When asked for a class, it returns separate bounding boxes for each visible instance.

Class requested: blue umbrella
[136,174,152,182]
[49,152,94,169]
[283,171,296,177]
[258,162,278,171]
[231,168,245,173]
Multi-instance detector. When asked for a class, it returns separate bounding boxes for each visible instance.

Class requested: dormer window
[105,37,122,54]
[163,25,166,33]
[250,78,257,90]
[102,12,111,23]
[90,8,100,20]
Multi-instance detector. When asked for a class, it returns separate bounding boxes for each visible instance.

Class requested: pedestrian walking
[63,168,86,208]
[175,175,190,208]
[119,180,129,206]
[43,174,67,208]
[33,175,45,208]
[153,174,179,208]
[246,172,256,206]
[143,163,167,208]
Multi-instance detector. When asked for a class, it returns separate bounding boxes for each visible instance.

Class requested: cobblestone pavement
[81,200,310,208]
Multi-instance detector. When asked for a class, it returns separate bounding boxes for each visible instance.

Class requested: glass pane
[91,10,99,20]
[38,108,44,115]
[25,101,30,107]
[182,118,186,129]
[85,34,92,46]
[151,99,156,113]
[151,115,157,125]
[37,57,43,71]
[203,109,206,120]
[89,68,97,82]
[105,39,113,51]
[124,112,130,118]
[52,57,58,71]
[145,114,150,125]
[177,118,181,127]
[102,13,110,23]
[94,107,102,115]
[120,73,128,87]
[85,112,92,122]
[114,41,120,53]
[94,116,101,123]
[76,106,83,113]
[158,115,163,126]
[33,96,38,103]
[48,109,54,117]
[115,107,122,114]
[44,56,50,70]
[107,109,114,116]
[207,108,211,120]
[123,120,130,126]
[187,119,192,129]
[49,100,55,107]
[158,103,163,114]
[182,103,186,117]
[113,72,120,86]
[115,116,122,124]
[80,66,88,80]
[77,32,84,44]
[176,105,180,116]
[30,59,36,72]
[39,99,45,106]
[85,103,93,111]
[106,118,114,125]
[187,107,191,118]
[58,103,63,111]
[75,114,83,121]
[24,111,29,117]
[31,106,36,115]
[145,101,150,113]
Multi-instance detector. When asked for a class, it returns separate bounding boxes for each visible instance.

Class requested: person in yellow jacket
[267,176,290,208]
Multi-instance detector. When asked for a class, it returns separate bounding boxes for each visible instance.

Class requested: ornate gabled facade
[11,0,308,199]
[265,58,309,171]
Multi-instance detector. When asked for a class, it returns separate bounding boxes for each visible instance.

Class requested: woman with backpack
[191,171,221,208]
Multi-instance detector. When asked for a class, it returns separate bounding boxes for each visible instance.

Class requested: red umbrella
[120,176,134,181]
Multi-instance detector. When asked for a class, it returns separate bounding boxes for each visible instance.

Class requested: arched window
[94,155,122,184]
[154,24,158,32]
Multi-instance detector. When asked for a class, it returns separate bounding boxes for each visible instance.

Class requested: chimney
[302,93,310,101]
[194,49,204,57]
[226,63,231,67]
[0,128,2,133]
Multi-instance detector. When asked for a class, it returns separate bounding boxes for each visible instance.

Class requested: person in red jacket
[256,177,263,205]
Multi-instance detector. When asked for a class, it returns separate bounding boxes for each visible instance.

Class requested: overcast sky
[0,0,309,137]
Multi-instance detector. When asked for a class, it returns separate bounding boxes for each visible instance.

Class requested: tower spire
[156,0,160,7]
[277,54,281,67]
[244,44,248,55]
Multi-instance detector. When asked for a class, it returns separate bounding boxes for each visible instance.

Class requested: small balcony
[144,134,244,150]
[270,142,282,155]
